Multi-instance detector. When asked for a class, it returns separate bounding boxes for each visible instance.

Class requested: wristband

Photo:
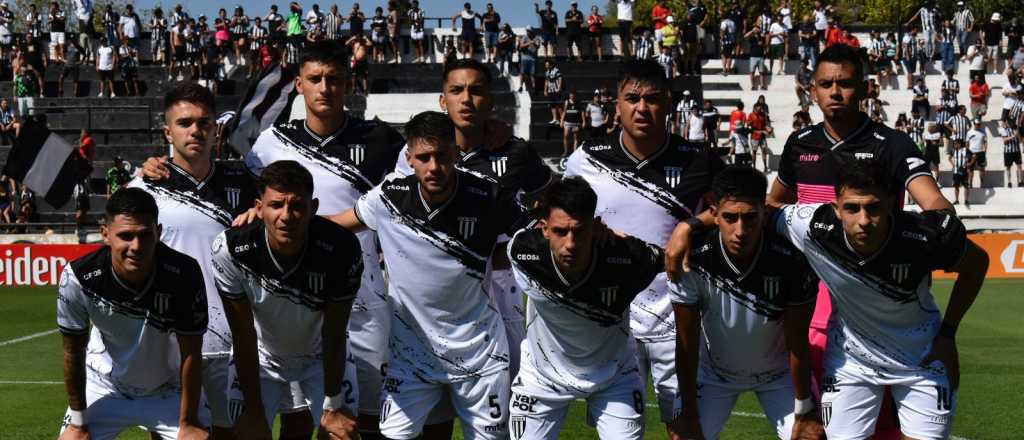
[66,408,86,426]
[323,393,345,411]
[939,322,958,339]
[793,397,815,416]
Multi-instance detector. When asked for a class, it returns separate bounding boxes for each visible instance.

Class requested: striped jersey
[953,8,974,31]
[230,15,248,35]
[947,114,971,141]
[323,12,343,40]
[950,147,970,173]
[941,78,960,96]
[249,24,267,50]
[918,7,938,32]
[1003,129,1021,154]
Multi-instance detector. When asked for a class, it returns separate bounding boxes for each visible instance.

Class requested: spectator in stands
[948,104,972,147]
[386,2,400,63]
[535,1,558,57]
[118,38,140,96]
[409,1,426,62]
[812,1,829,46]
[798,15,817,68]
[680,12,700,75]
[967,118,988,187]
[544,60,563,124]
[728,101,745,134]
[999,120,1022,187]
[923,119,943,183]
[305,3,323,34]
[322,4,341,42]
[118,4,140,51]
[983,12,1003,73]
[683,105,704,144]
[496,24,514,77]
[101,4,118,48]
[564,2,584,61]
[719,8,737,74]
[744,26,767,90]
[151,8,168,67]
[909,76,928,119]
[13,64,39,117]
[902,27,920,88]
[953,1,975,58]
[561,90,582,166]
[105,156,131,196]
[0,99,14,145]
[937,20,956,74]
[49,2,67,63]
[286,2,306,62]
[0,175,13,226]
[635,28,654,60]
[657,44,675,80]
[1011,45,1024,74]
[230,6,250,66]
[78,128,94,163]
[347,33,371,95]
[0,3,13,63]
[247,17,267,77]
[617,0,633,58]
[747,103,770,171]
[768,12,787,75]
[482,3,501,63]
[702,99,719,147]
[970,75,991,120]
[518,29,542,92]
[651,0,671,45]
[585,90,608,139]
[453,3,481,61]
[906,0,940,60]
[25,4,41,39]
[21,34,45,92]
[949,138,972,205]
[967,39,988,80]
[587,5,604,61]
[726,121,751,166]
[95,37,116,98]
[347,3,365,37]
[370,6,387,63]
[169,19,186,80]
[60,40,82,97]
[1003,73,1022,123]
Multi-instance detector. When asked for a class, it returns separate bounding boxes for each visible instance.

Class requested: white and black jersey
[355,170,530,381]
[564,131,725,342]
[775,204,967,372]
[245,117,404,312]
[950,148,970,173]
[947,114,971,141]
[211,216,363,380]
[1004,132,1021,154]
[671,228,818,385]
[323,13,343,40]
[128,161,258,356]
[941,78,960,96]
[508,228,663,393]
[57,244,208,397]
[918,7,937,33]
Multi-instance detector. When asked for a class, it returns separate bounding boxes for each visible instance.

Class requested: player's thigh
[588,370,646,440]
[508,373,572,440]
[349,306,387,414]
[637,339,678,423]
[259,376,290,428]
[687,380,742,440]
[820,371,884,440]
[199,354,233,428]
[451,370,511,439]
[297,365,328,424]
[140,393,184,440]
[61,393,128,440]
[892,371,957,440]
[379,374,446,440]
[754,379,798,440]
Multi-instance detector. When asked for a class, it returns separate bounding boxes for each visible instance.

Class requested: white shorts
[51,31,66,45]
[673,374,796,439]
[411,29,425,40]
[59,373,180,440]
[379,367,511,440]
[198,354,233,428]
[636,338,678,423]
[508,359,645,440]
[821,357,956,440]
[348,304,390,416]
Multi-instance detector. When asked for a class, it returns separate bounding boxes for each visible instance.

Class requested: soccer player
[506,177,663,440]
[773,160,988,440]
[57,188,208,440]
[212,160,362,439]
[668,166,823,440]
[330,111,530,439]
[564,59,725,434]
[127,83,258,438]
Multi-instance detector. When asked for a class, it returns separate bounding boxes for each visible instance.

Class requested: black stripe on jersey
[583,154,696,219]
[378,193,487,278]
[389,310,508,381]
[271,128,374,193]
[142,182,233,226]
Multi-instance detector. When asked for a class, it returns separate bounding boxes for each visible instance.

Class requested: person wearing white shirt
[617,0,634,57]
[118,4,140,50]
[768,17,787,74]
[1001,76,1022,123]
[965,119,987,187]
[685,107,705,142]
[95,37,116,97]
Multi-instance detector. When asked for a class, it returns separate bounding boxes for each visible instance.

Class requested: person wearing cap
[970,74,992,120]
[953,1,975,58]
[983,12,1003,73]
[661,15,678,53]
[674,90,696,134]
[966,118,988,187]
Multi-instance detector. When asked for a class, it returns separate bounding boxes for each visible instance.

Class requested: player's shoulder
[457,168,503,199]
[377,172,418,200]
[688,229,719,270]
[895,209,963,242]
[224,220,264,259]
[804,202,841,238]
[509,227,547,264]
[69,246,112,286]
[308,215,361,256]
[784,123,824,149]
[154,242,203,284]
[604,234,662,268]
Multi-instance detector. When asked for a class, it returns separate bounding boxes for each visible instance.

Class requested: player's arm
[326,208,368,233]
[220,295,272,438]
[670,300,705,440]
[784,299,825,440]
[59,333,89,439]
[175,333,206,436]
[320,298,358,437]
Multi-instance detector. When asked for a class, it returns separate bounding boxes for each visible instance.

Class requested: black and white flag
[228,64,300,156]
[2,116,92,208]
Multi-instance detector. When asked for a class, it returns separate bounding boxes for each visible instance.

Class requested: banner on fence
[0,244,101,287]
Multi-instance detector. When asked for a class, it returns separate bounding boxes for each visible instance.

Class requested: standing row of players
[56,41,987,440]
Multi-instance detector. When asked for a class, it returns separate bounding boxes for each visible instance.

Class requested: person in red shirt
[746,105,771,171]
[825,20,843,48]
[651,0,672,43]
[969,75,991,120]
[587,5,604,61]
[78,129,95,163]
[728,101,746,134]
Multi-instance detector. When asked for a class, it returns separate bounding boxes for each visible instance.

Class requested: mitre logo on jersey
[154,292,172,315]
[224,187,241,209]
[664,166,683,188]
[350,144,366,165]
[763,276,781,299]
[490,156,508,177]
[458,216,478,239]
[891,264,911,283]
[600,286,618,307]
[308,272,326,293]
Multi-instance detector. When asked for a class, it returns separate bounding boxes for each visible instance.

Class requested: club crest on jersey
[308,272,326,293]
[763,276,781,299]
[350,144,366,165]
[664,166,684,188]
[600,286,618,307]
[457,216,478,239]
[224,187,241,209]
[821,402,832,427]
[891,264,911,283]
[510,415,526,439]
[490,156,508,177]
[154,292,172,314]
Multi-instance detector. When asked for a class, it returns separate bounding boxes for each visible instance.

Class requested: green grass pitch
[2,280,1021,439]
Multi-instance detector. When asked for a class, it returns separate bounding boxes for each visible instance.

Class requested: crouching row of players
[57,112,986,440]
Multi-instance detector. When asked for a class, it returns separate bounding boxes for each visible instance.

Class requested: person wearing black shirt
[744,26,767,90]
[535,0,558,57]
[983,13,1003,73]
[482,3,501,63]
[564,2,584,61]
[347,3,365,36]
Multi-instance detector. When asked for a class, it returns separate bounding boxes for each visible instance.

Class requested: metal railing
[33,104,154,133]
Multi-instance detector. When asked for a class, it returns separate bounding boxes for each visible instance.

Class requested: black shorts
[618,20,632,41]
[722,42,736,54]
[953,172,968,187]
[970,152,986,169]
[734,153,752,165]
[1005,151,1022,167]
[925,145,941,166]
[98,69,113,81]
[61,64,80,81]
[174,45,186,59]
[75,193,90,212]
[352,60,368,76]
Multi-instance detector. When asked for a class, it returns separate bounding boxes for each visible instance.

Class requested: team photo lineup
[5,1,1018,439]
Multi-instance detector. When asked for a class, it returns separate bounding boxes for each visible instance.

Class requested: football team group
[54,40,988,440]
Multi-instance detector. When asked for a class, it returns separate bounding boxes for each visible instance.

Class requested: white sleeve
[392,144,413,177]
[562,149,584,178]
[772,203,821,252]
[354,183,386,231]
[210,231,247,301]
[669,271,703,305]
[56,266,90,336]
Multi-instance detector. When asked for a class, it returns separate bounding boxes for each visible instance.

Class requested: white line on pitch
[0,380,62,385]
[0,329,58,347]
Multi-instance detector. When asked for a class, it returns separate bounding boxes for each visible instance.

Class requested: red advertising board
[0,244,101,286]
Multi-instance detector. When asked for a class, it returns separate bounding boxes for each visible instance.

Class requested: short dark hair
[617,59,670,92]
[258,160,315,198]
[442,58,492,88]
[404,111,455,149]
[299,40,349,74]
[712,165,767,204]
[164,82,216,114]
[538,177,598,221]
[834,159,892,197]
[106,187,159,224]
[815,44,865,82]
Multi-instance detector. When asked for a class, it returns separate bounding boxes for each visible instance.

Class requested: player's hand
[668,412,705,440]
[665,221,696,282]
[319,408,359,440]
[232,407,272,440]
[177,421,210,440]
[142,156,171,180]
[790,413,825,440]
[231,207,261,227]
[484,118,513,151]
[921,334,960,390]
[58,423,90,440]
